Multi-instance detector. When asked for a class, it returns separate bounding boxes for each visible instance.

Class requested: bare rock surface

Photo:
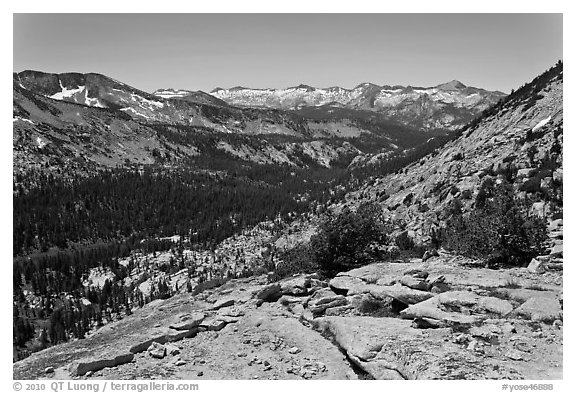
[316,316,517,379]
[513,297,563,323]
[13,255,562,380]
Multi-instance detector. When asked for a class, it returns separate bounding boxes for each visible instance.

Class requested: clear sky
[13,13,563,93]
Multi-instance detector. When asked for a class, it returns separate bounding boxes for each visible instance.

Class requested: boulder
[329,275,365,294]
[289,303,305,316]
[422,249,439,262]
[309,296,348,315]
[400,295,479,326]
[376,277,398,286]
[505,349,525,361]
[513,297,562,323]
[211,298,235,310]
[400,275,429,291]
[470,324,502,344]
[217,307,245,318]
[517,168,537,178]
[430,283,451,293]
[527,258,546,274]
[547,262,563,271]
[402,268,429,279]
[530,201,547,218]
[335,263,396,286]
[255,283,282,301]
[277,295,307,306]
[325,305,355,316]
[169,312,205,330]
[548,218,563,231]
[550,244,563,257]
[147,342,166,359]
[165,343,181,356]
[549,231,563,240]
[201,318,228,331]
[437,290,479,308]
[280,276,311,296]
[309,288,344,305]
[72,352,135,376]
[407,289,513,318]
[362,283,434,305]
[477,297,514,316]
[288,346,301,354]
[553,168,563,182]
[426,274,446,287]
[128,328,199,354]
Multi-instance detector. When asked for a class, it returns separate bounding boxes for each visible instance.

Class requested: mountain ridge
[13,71,432,182]
[205,80,505,131]
[203,79,499,94]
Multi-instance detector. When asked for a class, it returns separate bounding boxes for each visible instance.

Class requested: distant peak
[155,88,177,93]
[325,86,350,92]
[354,82,381,90]
[289,84,316,92]
[210,87,224,93]
[229,86,248,92]
[436,80,467,90]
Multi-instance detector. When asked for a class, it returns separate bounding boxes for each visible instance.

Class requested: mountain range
[170,80,505,131]
[16,71,483,179]
[16,71,505,134]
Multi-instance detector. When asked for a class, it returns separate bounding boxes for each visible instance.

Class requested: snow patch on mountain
[131,94,164,109]
[36,136,47,149]
[84,90,104,108]
[533,116,552,131]
[13,117,34,124]
[154,89,194,99]
[120,107,152,119]
[50,81,85,100]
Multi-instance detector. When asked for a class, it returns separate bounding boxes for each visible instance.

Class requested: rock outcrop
[14,254,562,380]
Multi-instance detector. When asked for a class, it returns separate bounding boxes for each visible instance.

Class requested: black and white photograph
[9,5,567,386]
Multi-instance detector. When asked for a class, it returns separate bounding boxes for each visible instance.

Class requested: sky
[13,13,563,95]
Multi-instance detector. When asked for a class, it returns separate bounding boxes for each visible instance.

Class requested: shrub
[357,295,396,317]
[519,178,542,193]
[275,244,318,279]
[394,230,415,250]
[443,180,547,267]
[311,202,388,277]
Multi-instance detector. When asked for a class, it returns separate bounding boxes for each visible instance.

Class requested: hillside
[14,71,431,177]
[344,61,563,246]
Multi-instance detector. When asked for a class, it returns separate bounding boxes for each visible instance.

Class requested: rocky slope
[344,62,563,245]
[207,81,505,131]
[14,251,562,380]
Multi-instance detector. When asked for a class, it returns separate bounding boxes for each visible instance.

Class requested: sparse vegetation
[310,203,389,278]
[357,295,397,318]
[443,179,548,267]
